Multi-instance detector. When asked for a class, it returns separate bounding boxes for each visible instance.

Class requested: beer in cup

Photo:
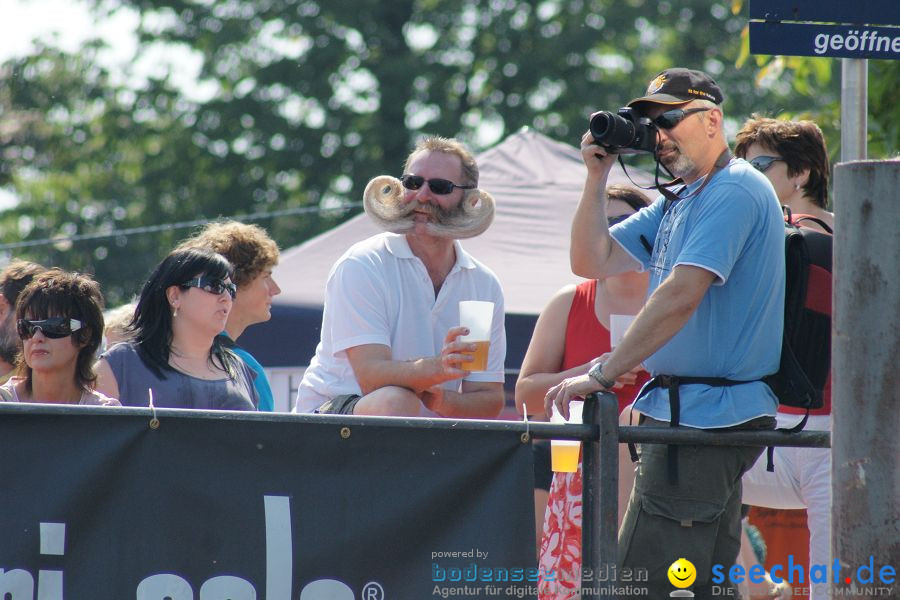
[550,400,584,473]
[458,300,493,372]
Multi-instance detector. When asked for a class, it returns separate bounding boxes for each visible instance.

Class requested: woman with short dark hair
[735,115,833,233]
[95,248,258,410]
[0,269,118,405]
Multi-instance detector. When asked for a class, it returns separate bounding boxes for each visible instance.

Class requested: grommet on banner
[148,389,160,430]
[340,426,351,439]
[521,412,531,443]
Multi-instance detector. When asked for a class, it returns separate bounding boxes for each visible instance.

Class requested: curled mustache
[363,175,495,239]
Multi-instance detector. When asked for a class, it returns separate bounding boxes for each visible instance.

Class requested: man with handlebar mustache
[546,68,785,598]
[295,136,506,418]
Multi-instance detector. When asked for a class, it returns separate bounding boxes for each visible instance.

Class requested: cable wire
[0,202,363,252]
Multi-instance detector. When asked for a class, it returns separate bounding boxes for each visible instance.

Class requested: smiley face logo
[668,558,696,588]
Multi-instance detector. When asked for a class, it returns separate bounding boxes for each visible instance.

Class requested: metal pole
[840,59,868,163]
[597,393,620,587]
[582,393,601,597]
[832,160,900,593]
[582,392,619,599]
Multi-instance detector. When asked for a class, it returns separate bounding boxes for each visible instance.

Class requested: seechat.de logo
[712,555,896,588]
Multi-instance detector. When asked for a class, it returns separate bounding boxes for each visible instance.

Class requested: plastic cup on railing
[550,400,584,473]
[610,314,636,348]
[458,300,493,371]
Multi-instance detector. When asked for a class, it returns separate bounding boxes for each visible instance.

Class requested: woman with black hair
[95,248,258,410]
[0,269,118,405]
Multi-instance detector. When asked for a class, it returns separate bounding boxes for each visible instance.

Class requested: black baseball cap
[627,68,724,108]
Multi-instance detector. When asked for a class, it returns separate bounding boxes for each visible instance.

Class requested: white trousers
[742,414,832,600]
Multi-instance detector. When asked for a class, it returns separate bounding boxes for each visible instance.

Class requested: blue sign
[749,1,900,27]
[750,21,900,60]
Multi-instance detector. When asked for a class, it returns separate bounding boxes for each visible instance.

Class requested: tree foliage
[4,0,893,304]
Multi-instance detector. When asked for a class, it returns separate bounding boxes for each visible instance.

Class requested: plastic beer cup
[610,314,636,348]
[550,400,584,473]
[458,301,493,371]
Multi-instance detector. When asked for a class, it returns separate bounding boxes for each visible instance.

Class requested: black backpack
[763,210,833,425]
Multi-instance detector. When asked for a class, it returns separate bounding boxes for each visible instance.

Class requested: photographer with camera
[546,68,785,598]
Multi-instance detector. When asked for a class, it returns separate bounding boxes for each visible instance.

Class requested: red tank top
[562,280,649,412]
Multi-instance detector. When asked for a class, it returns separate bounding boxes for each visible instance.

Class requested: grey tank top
[103,342,258,410]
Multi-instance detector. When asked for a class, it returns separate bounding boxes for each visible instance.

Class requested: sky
[0,0,137,63]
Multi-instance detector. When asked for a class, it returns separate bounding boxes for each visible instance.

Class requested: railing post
[582,391,619,599]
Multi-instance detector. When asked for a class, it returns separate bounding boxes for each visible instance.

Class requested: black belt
[639,375,754,485]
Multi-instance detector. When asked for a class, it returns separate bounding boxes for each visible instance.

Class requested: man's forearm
[570,174,613,278]
[354,356,446,396]
[603,269,711,380]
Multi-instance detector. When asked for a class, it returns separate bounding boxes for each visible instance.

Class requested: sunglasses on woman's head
[400,174,475,195]
[748,155,785,173]
[651,107,711,130]
[180,276,237,299]
[17,317,84,340]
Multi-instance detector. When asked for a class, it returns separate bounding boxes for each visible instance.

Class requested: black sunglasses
[607,214,631,227]
[400,174,475,196]
[748,155,785,173]
[180,276,237,299]
[651,107,711,130]
[17,317,84,340]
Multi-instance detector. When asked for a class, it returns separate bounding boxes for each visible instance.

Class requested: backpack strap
[788,212,834,235]
[640,375,751,484]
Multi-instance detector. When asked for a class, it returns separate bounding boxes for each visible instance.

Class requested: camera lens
[590,111,637,148]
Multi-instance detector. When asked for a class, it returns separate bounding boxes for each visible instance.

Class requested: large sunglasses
[180,276,237,299]
[651,107,711,130]
[17,317,84,340]
[748,155,785,173]
[400,174,475,195]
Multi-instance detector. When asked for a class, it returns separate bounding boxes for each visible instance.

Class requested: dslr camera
[589,107,657,154]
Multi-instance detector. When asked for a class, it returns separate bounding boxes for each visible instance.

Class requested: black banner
[749,0,900,27]
[0,407,536,599]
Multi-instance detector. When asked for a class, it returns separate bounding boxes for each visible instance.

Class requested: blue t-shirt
[610,158,784,428]
[220,333,275,412]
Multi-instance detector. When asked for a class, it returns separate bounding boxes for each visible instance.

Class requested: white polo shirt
[295,232,506,414]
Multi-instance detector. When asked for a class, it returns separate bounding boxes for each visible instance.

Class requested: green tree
[8,0,885,304]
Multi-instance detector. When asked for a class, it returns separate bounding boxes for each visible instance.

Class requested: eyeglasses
[651,107,711,130]
[17,317,84,340]
[400,174,475,195]
[607,214,631,227]
[180,276,237,299]
[748,155,785,173]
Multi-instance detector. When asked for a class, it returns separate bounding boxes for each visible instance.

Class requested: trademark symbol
[362,581,384,600]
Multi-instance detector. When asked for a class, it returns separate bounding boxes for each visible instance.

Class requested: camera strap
[655,147,734,208]
[617,147,733,255]
[615,147,733,209]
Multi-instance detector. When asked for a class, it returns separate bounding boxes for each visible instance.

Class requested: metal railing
[570,391,831,599]
[0,398,831,599]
